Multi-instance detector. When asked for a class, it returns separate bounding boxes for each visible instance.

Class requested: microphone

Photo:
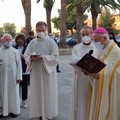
[89,50,93,55]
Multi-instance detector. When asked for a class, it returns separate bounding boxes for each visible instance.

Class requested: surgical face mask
[37,32,46,39]
[82,36,91,44]
[3,41,11,48]
[94,41,104,50]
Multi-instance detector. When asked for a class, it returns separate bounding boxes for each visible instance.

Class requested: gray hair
[2,33,12,40]
[80,26,93,34]
[36,21,47,28]
[98,33,109,40]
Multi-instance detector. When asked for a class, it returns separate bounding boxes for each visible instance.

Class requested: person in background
[69,26,99,120]
[26,31,35,45]
[89,27,120,120]
[24,21,59,120]
[109,32,117,42]
[0,33,22,118]
[109,31,120,48]
[14,33,30,108]
[49,33,61,73]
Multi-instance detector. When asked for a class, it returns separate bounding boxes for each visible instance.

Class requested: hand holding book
[30,52,43,61]
[70,52,106,74]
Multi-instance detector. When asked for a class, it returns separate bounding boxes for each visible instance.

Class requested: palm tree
[37,0,67,48]
[67,0,120,40]
[89,0,101,30]
[87,0,120,30]
[67,0,86,43]
[37,0,55,34]
[21,0,31,37]
[59,0,67,48]
[76,0,86,43]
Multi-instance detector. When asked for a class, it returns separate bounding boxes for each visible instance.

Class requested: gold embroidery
[94,42,116,120]
[105,60,120,120]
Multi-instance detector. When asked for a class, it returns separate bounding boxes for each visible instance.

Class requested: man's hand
[16,80,21,84]
[20,54,24,58]
[30,55,43,62]
[91,73,100,79]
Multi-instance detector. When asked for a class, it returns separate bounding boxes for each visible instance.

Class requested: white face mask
[82,36,91,44]
[3,41,11,48]
[37,32,46,39]
[94,41,104,50]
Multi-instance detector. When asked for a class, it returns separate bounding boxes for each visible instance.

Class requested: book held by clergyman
[70,53,106,74]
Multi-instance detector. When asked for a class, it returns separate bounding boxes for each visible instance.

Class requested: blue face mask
[4,41,11,48]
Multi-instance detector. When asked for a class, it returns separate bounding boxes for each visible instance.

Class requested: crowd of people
[0,21,120,120]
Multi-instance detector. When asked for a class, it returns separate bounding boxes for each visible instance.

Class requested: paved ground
[1,55,74,120]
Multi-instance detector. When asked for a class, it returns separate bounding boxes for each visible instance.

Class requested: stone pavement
[1,55,74,120]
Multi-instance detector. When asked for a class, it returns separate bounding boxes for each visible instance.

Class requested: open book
[70,53,106,74]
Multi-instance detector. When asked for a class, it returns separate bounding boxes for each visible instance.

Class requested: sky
[0,0,61,32]
[0,0,119,33]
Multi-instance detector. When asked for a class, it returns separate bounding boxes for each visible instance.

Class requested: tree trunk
[91,14,97,30]
[21,0,31,38]
[76,2,85,43]
[90,1,100,30]
[59,0,67,48]
[46,8,52,34]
